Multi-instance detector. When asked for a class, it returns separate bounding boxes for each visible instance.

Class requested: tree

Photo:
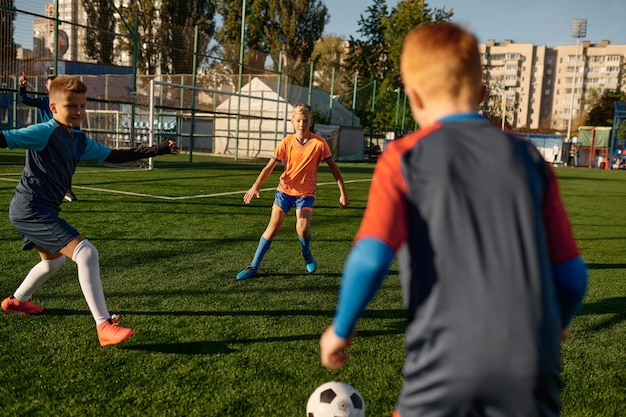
[82,0,117,64]
[585,89,626,127]
[0,0,17,77]
[215,0,328,84]
[118,0,216,75]
[310,36,348,94]
[342,0,452,133]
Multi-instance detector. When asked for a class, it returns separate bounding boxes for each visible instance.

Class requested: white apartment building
[480,39,626,134]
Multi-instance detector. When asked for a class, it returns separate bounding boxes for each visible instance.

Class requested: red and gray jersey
[356,116,579,393]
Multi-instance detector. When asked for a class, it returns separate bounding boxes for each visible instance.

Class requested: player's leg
[60,236,135,346]
[295,205,316,273]
[295,196,316,273]
[1,251,66,314]
[236,193,289,280]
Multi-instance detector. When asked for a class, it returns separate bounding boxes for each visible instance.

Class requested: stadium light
[566,19,587,143]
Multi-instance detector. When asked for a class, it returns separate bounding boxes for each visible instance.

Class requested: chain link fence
[1,1,412,162]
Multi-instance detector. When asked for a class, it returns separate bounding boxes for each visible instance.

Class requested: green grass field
[0,153,624,416]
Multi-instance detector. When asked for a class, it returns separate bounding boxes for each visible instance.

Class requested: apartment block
[480,39,626,134]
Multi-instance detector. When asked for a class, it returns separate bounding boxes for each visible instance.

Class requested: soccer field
[0,158,624,416]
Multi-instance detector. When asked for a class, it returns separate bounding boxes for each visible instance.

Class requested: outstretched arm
[320,238,394,369]
[243,158,279,204]
[325,158,349,208]
[104,140,179,164]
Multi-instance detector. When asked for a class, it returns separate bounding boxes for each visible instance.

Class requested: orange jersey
[272,133,332,197]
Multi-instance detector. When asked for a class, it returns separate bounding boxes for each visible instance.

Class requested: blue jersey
[4,119,112,215]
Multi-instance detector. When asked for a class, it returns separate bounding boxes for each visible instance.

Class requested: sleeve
[81,137,113,163]
[272,136,289,162]
[19,87,44,108]
[553,257,588,327]
[355,144,409,250]
[333,238,395,339]
[319,135,333,162]
[103,141,175,164]
[2,122,54,151]
[542,167,580,263]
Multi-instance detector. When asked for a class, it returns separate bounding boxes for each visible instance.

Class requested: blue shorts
[9,208,80,254]
[273,191,314,214]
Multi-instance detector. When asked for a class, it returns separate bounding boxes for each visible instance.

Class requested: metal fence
[1,1,410,162]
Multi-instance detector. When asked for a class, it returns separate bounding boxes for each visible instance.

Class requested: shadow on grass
[123,340,236,355]
[121,326,404,355]
[585,263,626,270]
[577,297,626,332]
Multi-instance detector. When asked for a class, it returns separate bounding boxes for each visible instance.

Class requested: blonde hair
[292,102,312,118]
[400,22,483,106]
[48,75,88,100]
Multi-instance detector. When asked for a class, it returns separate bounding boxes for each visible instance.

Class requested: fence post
[188,25,199,162]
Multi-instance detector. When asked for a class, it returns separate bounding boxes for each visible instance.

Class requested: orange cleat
[1,296,44,314]
[96,315,136,347]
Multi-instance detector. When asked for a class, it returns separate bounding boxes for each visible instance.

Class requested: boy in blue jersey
[320,22,588,416]
[19,73,79,202]
[1,75,179,346]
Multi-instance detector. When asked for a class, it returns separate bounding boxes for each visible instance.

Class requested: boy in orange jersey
[236,103,349,279]
[320,22,587,417]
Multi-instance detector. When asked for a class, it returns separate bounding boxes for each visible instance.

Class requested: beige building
[480,39,626,135]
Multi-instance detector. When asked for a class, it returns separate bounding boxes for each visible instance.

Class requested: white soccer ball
[306,381,365,417]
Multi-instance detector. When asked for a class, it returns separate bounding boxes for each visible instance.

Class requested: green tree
[343,0,452,133]
[215,0,328,84]
[310,36,348,95]
[0,0,17,77]
[585,90,626,127]
[82,0,117,64]
[118,0,216,75]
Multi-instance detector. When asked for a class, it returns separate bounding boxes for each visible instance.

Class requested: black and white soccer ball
[306,381,365,417]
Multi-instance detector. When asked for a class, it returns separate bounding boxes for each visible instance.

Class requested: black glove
[156,140,179,155]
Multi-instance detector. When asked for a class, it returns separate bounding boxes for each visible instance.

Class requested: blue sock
[250,236,272,269]
[299,235,311,254]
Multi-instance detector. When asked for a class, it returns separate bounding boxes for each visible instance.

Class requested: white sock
[14,256,66,302]
[72,240,110,325]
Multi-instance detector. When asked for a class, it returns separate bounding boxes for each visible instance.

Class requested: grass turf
[0,154,624,416]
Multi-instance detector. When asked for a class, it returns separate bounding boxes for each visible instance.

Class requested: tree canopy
[342,0,453,133]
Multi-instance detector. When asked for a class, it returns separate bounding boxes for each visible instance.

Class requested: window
[545,89,551,95]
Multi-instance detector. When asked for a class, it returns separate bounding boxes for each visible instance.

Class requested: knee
[72,239,99,262]
[45,256,67,273]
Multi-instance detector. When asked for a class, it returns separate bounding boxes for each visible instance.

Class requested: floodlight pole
[566,19,587,143]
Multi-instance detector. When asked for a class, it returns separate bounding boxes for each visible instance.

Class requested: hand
[320,325,352,369]
[156,140,179,155]
[339,195,349,209]
[242,187,260,204]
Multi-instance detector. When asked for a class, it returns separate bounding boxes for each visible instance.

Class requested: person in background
[320,22,587,417]
[19,73,79,202]
[2,75,180,346]
[235,103,349,280]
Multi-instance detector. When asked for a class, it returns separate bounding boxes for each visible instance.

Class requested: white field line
[0,174,371,201]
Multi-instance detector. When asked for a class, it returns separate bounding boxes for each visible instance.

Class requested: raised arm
[104,140,179,164]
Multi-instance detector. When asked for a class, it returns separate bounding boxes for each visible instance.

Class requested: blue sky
[325,0,626,46]
[15,0,626,49]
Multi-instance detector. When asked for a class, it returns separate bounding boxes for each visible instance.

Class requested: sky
[14,0,626,49]
[324,0,626,47]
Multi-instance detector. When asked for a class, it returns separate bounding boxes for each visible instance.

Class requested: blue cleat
[236,266,258,280]
[303,252,317,273]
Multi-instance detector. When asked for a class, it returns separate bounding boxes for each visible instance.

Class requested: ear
[49,102,57,114]
[405,86,424,111]
[479,84,487,104]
